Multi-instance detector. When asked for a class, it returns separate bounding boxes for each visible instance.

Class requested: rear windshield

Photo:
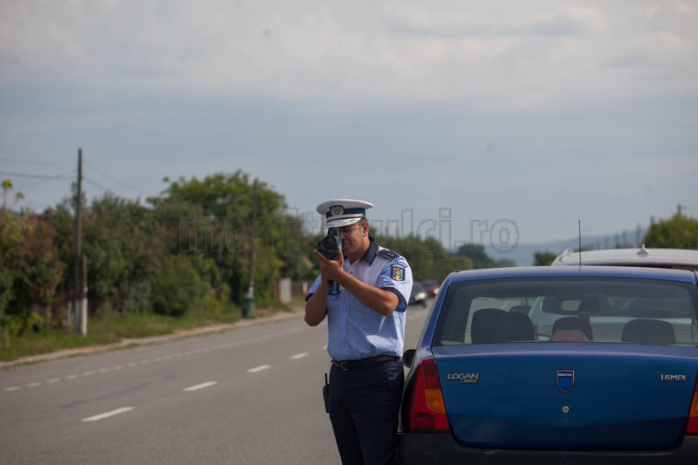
[433,278,698,347]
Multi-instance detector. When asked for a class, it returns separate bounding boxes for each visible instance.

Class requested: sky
[1,0,696,250]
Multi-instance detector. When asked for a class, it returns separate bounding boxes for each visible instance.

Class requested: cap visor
[325,217,362,229]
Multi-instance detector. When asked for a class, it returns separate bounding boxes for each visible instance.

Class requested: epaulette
[376,248,401,261]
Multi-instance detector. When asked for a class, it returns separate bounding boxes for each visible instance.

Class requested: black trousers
[329,359,404,465]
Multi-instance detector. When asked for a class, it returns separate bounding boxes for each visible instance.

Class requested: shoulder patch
[376,248,401,261]
[391,265,406,281]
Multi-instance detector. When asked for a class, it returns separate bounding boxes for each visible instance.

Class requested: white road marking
[81,407,134,422]
[247,364,271,373]
[3,323,306,394]
[183,381,218,392]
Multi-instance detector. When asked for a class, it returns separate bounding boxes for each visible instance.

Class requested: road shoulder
[0,307,304,369]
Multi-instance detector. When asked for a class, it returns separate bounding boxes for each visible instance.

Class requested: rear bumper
[398,433,698,465]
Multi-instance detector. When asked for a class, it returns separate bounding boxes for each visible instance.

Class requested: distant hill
[483,228,647,267]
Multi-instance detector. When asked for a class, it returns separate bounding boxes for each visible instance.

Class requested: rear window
[433,278,698,347]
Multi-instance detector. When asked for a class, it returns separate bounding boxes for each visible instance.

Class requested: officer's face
[338,221,366,255]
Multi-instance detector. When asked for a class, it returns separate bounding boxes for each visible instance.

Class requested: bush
[0,311,43,338]
[121,281,152,315]
[151,255,206,317]
[533,251,558,266]
[644,214,698,249]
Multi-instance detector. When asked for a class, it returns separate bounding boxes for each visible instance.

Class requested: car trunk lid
[434,343,696,450]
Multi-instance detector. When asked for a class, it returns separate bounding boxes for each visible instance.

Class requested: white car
[526,292,696,344]
[551,245,698,271]
[542,246,698,343]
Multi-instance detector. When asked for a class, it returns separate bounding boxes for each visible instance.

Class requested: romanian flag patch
[391,266,405,281]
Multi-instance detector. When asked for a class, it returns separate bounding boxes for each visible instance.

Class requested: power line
[0,169,74,180]
[82,176,110,193]
[15,172,76,190]
[84,162,145,195]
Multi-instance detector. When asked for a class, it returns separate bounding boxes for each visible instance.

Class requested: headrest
[622,319,675,345]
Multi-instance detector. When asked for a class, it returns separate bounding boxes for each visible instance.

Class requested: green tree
[50,193,162,315]
[2,179,24,211]
[0,210,63,336]
[644,214,698,249]
[0,211,21,341]
[51,192,170,315]
[454,244,496,269]
[533,251,557,266]
[151,255,207,317]
[149,171,289,304]
[363,232,472,282]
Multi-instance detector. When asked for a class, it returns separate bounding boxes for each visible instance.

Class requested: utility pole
[73,149,86,335]
[80,254,88,335]
[243,178,258,318]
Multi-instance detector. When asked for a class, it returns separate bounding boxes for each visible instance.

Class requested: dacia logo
[556,369,575,393]
[661,374,687,382]
[447,373,480,384]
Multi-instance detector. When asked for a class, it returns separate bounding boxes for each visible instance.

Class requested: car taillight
[403,357,451,433]
[685,375,698,435]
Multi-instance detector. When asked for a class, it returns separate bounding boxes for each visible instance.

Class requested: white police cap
[316,199,373,229]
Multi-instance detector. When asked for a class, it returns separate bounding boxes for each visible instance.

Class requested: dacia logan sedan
[398,266,698,464]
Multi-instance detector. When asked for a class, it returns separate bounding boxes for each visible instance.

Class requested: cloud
[381,5,605,39]
[0,1,696,110]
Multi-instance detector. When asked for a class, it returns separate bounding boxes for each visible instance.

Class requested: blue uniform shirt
[306,238,413,361]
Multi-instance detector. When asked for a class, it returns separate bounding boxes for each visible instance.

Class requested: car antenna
[578,219,582,271]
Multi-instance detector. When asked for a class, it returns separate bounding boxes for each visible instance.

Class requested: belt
[331,355,399,371]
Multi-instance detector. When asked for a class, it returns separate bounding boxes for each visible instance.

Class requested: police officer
[305,199,413,465]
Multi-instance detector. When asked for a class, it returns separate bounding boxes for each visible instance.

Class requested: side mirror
[403,349,415,368]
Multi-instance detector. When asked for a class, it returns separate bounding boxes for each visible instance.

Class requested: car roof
[551,246,698,268]
[449,265,697,285]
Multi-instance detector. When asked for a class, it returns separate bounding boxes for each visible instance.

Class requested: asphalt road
[0,302,431,465]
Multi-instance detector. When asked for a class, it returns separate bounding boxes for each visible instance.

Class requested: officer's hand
[314,249,344,282]
[314,250,330,283]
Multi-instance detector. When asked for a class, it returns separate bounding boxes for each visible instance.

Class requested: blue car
[399,266,698,464]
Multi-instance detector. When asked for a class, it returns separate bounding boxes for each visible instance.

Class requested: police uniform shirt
[306,238,413,362]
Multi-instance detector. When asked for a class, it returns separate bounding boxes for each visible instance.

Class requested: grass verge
[0,308,243,362]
